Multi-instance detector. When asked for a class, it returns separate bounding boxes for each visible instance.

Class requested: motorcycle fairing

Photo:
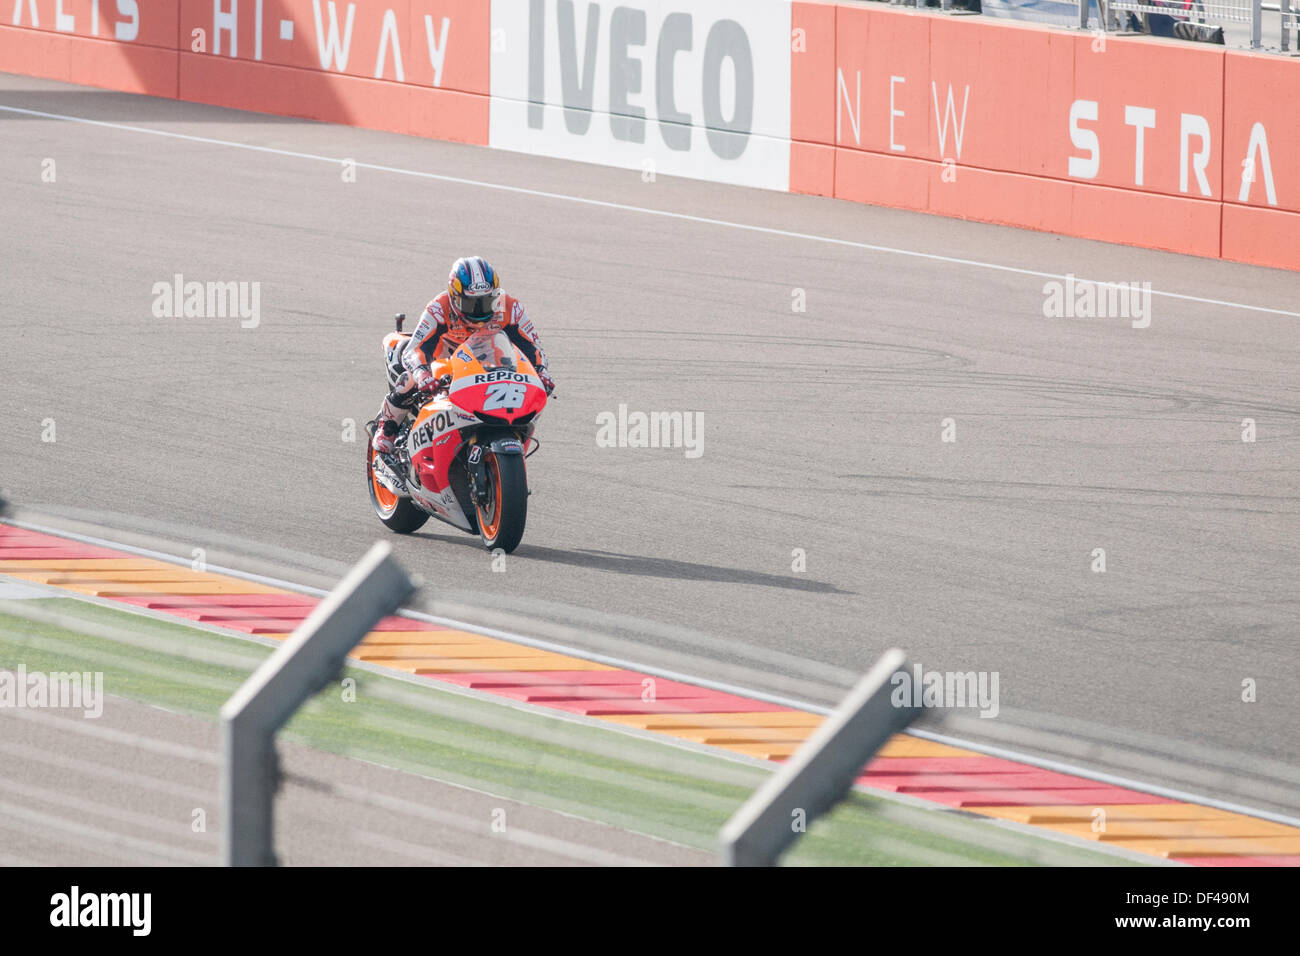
[405,399,477,529]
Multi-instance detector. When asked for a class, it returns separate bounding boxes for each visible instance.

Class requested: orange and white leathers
[376,291,551,435]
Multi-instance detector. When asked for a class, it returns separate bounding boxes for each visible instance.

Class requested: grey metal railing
[221,541,418,866]
[718,649,922,866]
[1278,0,1300,48]
[1091,0,1300,48]
[1101,0,1259,46]
[883,0,1300,49]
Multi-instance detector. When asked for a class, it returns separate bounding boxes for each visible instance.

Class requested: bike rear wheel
[367,443,429,533]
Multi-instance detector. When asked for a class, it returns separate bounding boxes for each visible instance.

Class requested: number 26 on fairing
[484,382,526,410]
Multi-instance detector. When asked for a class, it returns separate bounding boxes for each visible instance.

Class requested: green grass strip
[0,597,1140,866]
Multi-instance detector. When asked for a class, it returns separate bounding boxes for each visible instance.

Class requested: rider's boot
[371,397,407,454]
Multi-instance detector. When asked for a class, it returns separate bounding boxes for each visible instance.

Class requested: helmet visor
[459,291,496,322]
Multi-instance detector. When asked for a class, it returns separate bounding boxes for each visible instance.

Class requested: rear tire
[476,452,528,553]
[367,443,429,534]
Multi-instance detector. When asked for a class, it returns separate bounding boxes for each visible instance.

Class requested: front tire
[367,443,429,533]
[476,452,528,553]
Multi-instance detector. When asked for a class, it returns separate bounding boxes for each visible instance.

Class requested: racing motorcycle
[365,313,548,553]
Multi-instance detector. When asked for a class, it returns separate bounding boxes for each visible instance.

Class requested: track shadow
[0,89,314,124]
[410,531,853,595]
[2,0,349,125]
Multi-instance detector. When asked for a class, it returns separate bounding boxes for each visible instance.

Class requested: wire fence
[870,0,1300,49]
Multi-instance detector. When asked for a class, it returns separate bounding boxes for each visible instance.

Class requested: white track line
[2,102,1297,318]
[8,516,1300,831]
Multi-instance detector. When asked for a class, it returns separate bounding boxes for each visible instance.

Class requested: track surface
[0,693,703,866]
[1,75,1297,789]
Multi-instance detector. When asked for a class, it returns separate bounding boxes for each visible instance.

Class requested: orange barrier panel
[175,0,488,95]
[1066,32,1226,201]
[795,1,1298,270]
[790,1,836,196]
[1223,51,1298,215]
[1220,51,1300,267]
[834,142,1222,257]
[176,53,488,144]
[0,0,179,98]
[813,5,1230,259]
[1221,204,1300,271]
[790,140,835,198]
[831,2,932,159]
[923,16,1066,175]
[1066,179,1223,258]
[0,25,176,96]
[1,0,178,49]
[174,0,488,143]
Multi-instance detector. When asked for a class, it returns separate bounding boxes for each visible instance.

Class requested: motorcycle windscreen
[462,330,517,371]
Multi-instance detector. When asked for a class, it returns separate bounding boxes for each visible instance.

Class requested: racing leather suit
[375,291,552,439]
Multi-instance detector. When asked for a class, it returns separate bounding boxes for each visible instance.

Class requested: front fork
[467,441,490,507]
[466,431,530,506]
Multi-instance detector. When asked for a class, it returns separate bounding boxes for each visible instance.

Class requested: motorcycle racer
[372,256,554,454]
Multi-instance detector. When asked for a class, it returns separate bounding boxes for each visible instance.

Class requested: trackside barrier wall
[1,1,1295,270]
[719,648,921,866]
[222,540,417,866]
[792,4,1300,271]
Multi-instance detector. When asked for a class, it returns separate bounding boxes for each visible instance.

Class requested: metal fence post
[1252,0,1263,46]
[718,649,920,866]
[221,541,418,866]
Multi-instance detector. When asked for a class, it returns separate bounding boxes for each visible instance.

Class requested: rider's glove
[413,367,436,392]
[538,369,555,396]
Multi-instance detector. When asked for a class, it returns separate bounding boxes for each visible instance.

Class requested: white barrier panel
[490,0,792,190]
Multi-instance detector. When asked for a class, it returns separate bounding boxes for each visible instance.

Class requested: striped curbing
[1,521,1295,865]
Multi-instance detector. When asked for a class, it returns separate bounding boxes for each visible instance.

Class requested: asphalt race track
[0,691,704,866]
[1,74,1297,802]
